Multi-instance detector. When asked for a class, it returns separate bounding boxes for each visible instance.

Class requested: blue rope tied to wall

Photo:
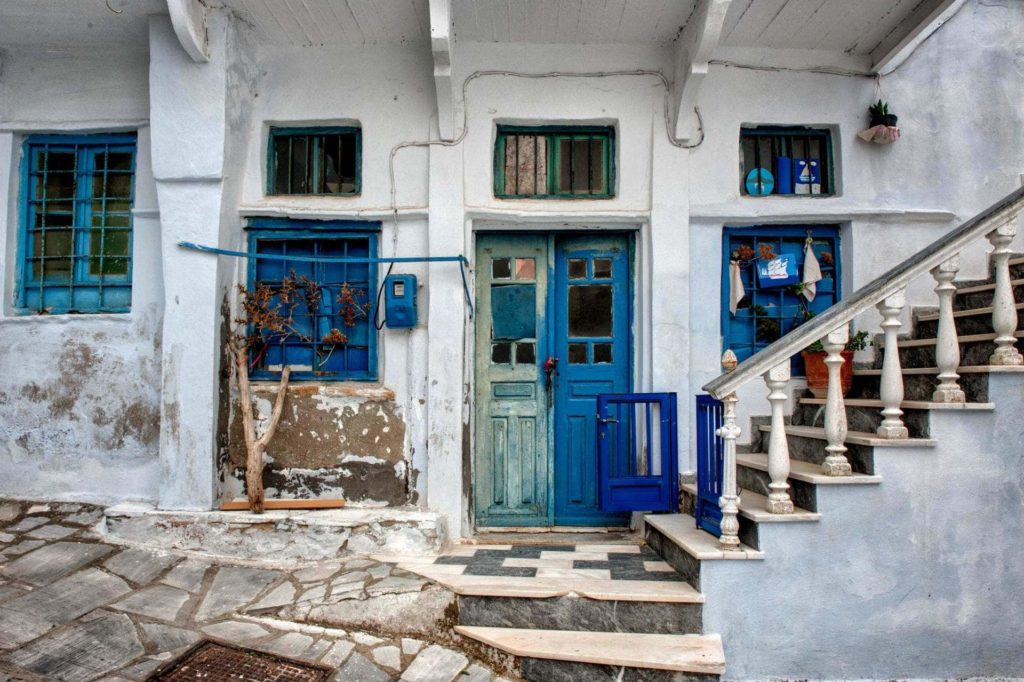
[177,241,474,317]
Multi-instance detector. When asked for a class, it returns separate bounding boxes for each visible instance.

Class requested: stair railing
[703,186,1024,550]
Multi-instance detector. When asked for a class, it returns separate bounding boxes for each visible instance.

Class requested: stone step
[680,483,819,551]
[736,451,883,514]
[954,277,1024,310]
[455,626,726,679]
[850,365,1023,402]
[913,302,1024,338]
[792,398,993,444]
[396,560,705,603]
[643,513,762,589]
[457,594,704,635]
[881,330,1024,368]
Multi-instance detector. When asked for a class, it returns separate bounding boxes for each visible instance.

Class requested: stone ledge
[102,504,448,562]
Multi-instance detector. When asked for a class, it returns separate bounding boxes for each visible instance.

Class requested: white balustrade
[987,220,1023,366]
[876,289,909,438]
[763,362,794,513]
[931,256,966,403]
[822,326,852,476]
[716,392,742,550]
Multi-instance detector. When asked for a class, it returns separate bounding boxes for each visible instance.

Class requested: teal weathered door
[474,235,550,526]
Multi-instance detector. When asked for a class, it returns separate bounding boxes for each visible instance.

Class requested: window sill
[247,381,395,402]
[1,311,133,324]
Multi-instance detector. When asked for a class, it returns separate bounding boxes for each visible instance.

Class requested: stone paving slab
[1,541,113,586]
[7,611,144,682]
[0,499,518,682]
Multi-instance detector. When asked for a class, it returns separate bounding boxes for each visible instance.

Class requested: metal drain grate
[148,641,331,682]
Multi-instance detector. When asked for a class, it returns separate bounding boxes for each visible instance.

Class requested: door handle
[543,357,558,408]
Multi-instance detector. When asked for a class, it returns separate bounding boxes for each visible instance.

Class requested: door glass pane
[568,284,612,337]
[491,284,536,339]
[515,342,536,365]
[492,342,511,364]
[593,343,612,363]
[568,343,587,364]
[568,259,587,279]
[492,258,511,279]
[515,258,535,280]
[593,258,612,279]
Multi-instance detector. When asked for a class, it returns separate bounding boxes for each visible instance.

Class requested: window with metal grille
[721,226,841,373]
[247,220,377,381]
[495,126,614,199]
[268,127,360,196]
[739,126,834,196]
[18,134,136,314]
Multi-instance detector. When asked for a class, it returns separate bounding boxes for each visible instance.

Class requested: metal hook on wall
[105,0,124,14]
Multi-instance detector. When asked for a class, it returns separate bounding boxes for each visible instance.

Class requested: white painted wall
[0,42,161,503]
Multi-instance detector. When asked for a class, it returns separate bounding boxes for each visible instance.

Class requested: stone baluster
[987,219,1023,366]
[716,392,742,550]
[931,256,966,402]
[763,362,794,513]
[876,289,909,438]
[822,326,852,476]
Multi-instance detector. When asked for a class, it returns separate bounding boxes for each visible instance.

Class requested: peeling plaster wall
[225,387,412,506]
[0,43,162,503]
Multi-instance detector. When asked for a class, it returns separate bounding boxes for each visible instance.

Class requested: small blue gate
[695,394,724,536]
[596,393,678,513]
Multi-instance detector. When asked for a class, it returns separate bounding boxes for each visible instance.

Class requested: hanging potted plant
[801,327,870,399]
[868,99,898,128]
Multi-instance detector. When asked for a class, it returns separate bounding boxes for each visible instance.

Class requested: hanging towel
[802,240,822,302]
[729,260,746,314]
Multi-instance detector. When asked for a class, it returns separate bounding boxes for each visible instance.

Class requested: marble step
[644,513,762,590]
[455,626,726,677]
[850,365,1023,402]
[396,560,705,603]
[913,302,1024,338]
[736,450,883,515]
[680,483,819,551]
[882,330,1024,368]
[457,593,704,635]
[792,398,993,444]
[755,424,936,450]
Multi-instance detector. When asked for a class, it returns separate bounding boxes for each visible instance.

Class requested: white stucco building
[1,0,1023,678]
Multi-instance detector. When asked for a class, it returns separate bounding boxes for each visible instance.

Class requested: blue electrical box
[384,274,417,328]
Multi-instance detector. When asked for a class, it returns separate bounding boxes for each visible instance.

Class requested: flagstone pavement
[0,499,517,682]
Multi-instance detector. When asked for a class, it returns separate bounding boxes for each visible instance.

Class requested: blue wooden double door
[474,232,632,526]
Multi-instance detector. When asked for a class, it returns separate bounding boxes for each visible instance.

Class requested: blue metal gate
[596,393,678,513]
[695,394,724,536]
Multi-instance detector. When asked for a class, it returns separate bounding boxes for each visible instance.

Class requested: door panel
[553,236,631,526]
[474,235,550,526]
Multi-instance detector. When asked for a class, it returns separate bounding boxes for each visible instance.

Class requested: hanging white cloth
[729,260,745,314]
[802,239,822,302]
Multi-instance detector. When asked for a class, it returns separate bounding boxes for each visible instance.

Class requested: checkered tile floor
[431,543,682,581]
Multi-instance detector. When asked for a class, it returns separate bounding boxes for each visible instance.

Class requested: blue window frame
[247,219,378,381]
[267,127,361,196]
[18,133,136,314]
[721,225,841,373]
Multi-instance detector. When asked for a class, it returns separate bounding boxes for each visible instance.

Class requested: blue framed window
[495,126,615,199]
[267,127,361,196]
[247,219,378,381]
[722,225,841,373]
[18,133,136,313]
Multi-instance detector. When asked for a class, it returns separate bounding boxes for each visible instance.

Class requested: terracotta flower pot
[802,350,853,399]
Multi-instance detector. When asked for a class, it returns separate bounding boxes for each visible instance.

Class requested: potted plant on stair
[801,328,870,399]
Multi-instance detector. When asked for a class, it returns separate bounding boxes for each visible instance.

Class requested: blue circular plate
[745,168,775,196]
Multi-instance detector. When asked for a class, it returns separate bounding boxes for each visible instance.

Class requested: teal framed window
[740,126,834,196]
[247,219,378,381]
[268,127,360,196]
[721,225,841,373]
[495,126,614,199]
[18,133,136,314]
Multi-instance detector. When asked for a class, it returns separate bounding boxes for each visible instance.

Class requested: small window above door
[495,126,615,199]
[268,127,360,196]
